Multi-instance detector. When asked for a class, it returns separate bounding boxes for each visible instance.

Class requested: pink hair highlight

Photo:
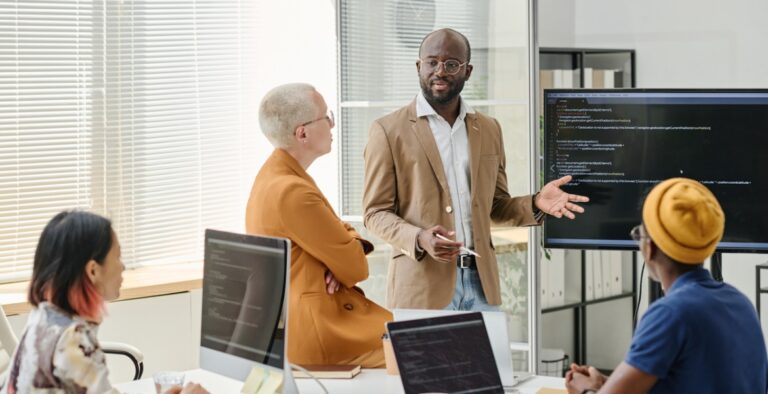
[67,275,105,321]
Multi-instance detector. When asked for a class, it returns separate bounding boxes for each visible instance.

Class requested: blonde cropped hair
[258,83,318,148]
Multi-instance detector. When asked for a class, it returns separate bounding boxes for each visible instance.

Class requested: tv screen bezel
[542,88,768,253]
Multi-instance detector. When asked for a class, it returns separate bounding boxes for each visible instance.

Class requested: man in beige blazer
[363,29,589,310]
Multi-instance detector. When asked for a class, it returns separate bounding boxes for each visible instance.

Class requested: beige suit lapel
[409,105,450,196]
[466,113,482,201]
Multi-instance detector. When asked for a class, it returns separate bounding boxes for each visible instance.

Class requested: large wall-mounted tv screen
[543,89,768,252]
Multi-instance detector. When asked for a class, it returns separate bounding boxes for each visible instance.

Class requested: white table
[115,368,566,393]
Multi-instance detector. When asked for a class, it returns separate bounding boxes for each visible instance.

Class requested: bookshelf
[538,48,635,117]
[538,47,637,372]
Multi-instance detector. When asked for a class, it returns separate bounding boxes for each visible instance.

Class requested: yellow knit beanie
[642,178,725,264]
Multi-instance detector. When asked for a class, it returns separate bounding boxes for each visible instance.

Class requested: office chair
[0,305,144,386]
[0,305,15,388]
[102,341,145,380]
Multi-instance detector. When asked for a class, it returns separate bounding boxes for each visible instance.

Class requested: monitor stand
[282,371,299,394]
[710,252,723,281]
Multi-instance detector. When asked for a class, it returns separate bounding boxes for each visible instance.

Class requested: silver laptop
[199,229,297,393]
[394,308,531,388]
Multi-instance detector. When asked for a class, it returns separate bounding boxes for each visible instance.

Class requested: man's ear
[464,63,474,80]
[639,239,653,263]
[647,240,659,261]
[415,59,421,73]
[85,259,99,284]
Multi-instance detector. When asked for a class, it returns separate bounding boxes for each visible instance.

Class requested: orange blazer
[246,149,392,366]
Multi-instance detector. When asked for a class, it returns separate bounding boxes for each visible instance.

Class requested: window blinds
[339,0,496,218]
[0,1,95,281]
[103,0,252,267]
[0,0,255,281]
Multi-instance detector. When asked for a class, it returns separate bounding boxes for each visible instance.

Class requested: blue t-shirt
[625,267,768,393]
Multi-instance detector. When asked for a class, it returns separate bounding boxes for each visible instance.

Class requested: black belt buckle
[457,254,475,269]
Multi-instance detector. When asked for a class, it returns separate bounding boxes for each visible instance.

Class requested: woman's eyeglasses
[301,110,334,128]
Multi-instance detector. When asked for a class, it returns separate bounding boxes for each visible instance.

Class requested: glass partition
[338,0,534,373]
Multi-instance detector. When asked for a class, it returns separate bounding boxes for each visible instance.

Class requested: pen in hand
[433,233,481,258]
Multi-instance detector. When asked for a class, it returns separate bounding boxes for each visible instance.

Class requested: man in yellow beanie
[565,178,768,394]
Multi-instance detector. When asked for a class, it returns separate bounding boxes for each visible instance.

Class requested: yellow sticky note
[536,388,567,394]
[241,366,267,394]
[255,370,284,394]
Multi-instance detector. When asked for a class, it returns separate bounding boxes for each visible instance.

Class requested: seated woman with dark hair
[2,211,208,394]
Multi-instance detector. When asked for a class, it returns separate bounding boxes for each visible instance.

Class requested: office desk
[115,368,566,393]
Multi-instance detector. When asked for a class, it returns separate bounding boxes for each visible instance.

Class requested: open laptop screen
[200,229,289,376]
[387,312,504,394]
[393,309,516,387]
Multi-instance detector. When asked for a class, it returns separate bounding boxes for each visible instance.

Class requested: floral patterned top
[2,302,119,393]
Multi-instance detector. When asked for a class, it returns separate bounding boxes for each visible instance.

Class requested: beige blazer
[246,149,392,365]
[363,100,539,309]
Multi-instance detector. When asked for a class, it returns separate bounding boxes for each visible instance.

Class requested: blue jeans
[444,267,500,311]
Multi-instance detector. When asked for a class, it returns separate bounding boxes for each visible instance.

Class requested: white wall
[570,0,768,89]
[537,0,575,48]
[541,0,768,88]
[249,0,340,210]
[539,0,768,366]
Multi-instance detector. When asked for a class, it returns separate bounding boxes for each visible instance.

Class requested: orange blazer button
[445,206,453,213]
[344,303,354,311]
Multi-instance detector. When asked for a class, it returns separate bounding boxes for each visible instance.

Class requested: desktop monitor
[199,229,293,388]
[543,89,768,251]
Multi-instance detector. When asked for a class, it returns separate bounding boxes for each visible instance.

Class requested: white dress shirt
[416,92,475,249]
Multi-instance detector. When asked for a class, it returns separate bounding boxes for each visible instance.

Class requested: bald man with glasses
[363,28,589,311]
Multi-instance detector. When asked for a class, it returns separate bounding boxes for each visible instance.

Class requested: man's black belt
[457,254,476,269]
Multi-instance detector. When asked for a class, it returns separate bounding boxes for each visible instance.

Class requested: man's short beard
[420,79,465,105]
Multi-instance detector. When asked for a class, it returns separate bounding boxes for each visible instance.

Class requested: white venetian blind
[0,0,95,281]
[103,0,254,267]
[0,0,257,281]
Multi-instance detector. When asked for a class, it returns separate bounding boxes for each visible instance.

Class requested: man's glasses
[630,224,648,242]
[419,58,468,75]
[301,110,334,128]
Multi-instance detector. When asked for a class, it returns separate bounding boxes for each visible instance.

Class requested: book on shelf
[606,250,624,296]
[539,69,554,116]
[592,250,605,299]
[585,251,596,300]
[548,249,565,307]
[292,364,361,379]
[583,67,593,88]
[613,70,625,87]
[540,256,550,308]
